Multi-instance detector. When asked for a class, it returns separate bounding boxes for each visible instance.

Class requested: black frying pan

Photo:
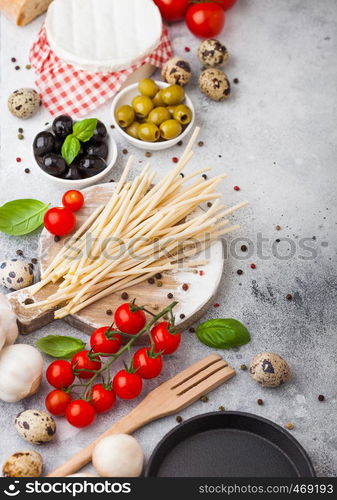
[146,411,315,477]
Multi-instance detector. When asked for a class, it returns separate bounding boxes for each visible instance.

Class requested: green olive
[161,84,185,105]
[138,122,160,142]
[166,105,177,116]
[148,106,171,126]
[126,121,140,139]
[173,104,192,125]
[153,90,165,107]
[115,105,135,128]
[132,95,154,118]
[160,119,182,140]
[138,78,159,98]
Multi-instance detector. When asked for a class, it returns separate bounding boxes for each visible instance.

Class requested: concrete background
[0,0,336,477]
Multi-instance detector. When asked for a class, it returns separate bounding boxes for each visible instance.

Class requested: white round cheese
[45,0,162,73]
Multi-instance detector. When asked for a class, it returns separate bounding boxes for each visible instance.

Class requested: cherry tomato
[90,327,122,356]
[62,190,84,212]
[71,350,101,379]
[150,321,181,355]
[186,3,225,38]
[90,384,116,414]
[45,389,71,416]
[113,370,142,399]
[213,0,237,10]
[46,360,75,389]
[114,303,146,335]
[133,348,163,379]
[44,207,76,236]
[66,400,96,428]
[154,0,189,22]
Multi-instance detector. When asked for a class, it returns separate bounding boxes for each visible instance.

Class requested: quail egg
[0,260,34,290]
[198,39,229,68]
[8,88,41,119]
[161,57,192,86]
[249,352,291,387]
[15,410,56,445]
[3,450,43,477]
[199,68,231,102]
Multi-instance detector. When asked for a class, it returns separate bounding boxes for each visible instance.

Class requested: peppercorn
[214,303,220,307]
[24,168,30,174]
[11,57,16,63]
[167,293,173,299]
[155,273,162,280]
[157,281,163,287]
[240,364,247,371]
[23,298,34,305]
[18,128,24,134]
[200,395,209,403]
[15,65,20,70]
[54,236,61,242]
[184,47,190,52]
[202,174,207,180]
[218,406,225,411]
[25,64,31,70]
[145,152,152,158]
[16,249,23,256]
[106,309,113,316]
[18,134,24,140]
[121,292,129,300]
[241,245,248,252]
[257,399,264,406]
[286,294,293,301]
[31,258,38,265]
[233,78,240,84]
[153,304,159,311]
[275,238,280,243]
[172,157,179,163]
[275,225,282,231]
[122,148,128,155]
[234,185,240,191]
[176,416,183,423]
[250,263,256,269]
[110,124,115,129]
[189,327,195,333]
[177,140,183,146]
[148,277,155,284]
[182,283,189,291]
[180,172,185,178]
[285,423,294,430]
[237,269,243,275]
[179,313,185,319]
[318,395,325,401]
[198,141,204,147]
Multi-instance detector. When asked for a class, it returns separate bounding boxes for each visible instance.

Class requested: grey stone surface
[0,0,336,477]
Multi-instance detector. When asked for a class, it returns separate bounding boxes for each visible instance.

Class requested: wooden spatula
[47,353,235,477]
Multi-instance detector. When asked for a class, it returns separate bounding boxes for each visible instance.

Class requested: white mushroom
[0,344,44,402]
[92,434,144,477]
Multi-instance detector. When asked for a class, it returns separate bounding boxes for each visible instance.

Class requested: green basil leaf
[72,118,98,142]
[0,199,49,236]
[196,319,250,349]
[36,335,85,359]
[61,134,81,166]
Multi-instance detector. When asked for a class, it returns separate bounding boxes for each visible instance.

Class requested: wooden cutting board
[8,183,224,337]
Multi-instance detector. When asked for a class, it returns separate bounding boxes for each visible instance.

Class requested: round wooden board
[37,183,224,334]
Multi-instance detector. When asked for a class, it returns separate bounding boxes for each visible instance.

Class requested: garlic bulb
[0,344,44,402]
[0,294,18,351]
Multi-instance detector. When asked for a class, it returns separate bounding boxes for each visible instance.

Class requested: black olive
[85,140,108,160]
[52,115,73,139]
[41,154,67,176]
[62,164,83,180]
[53,135,64,154]
[33,132,55,156]
[92,120,107,142]
[78,155,107,178]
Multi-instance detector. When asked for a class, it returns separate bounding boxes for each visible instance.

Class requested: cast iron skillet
[146,411,315,477]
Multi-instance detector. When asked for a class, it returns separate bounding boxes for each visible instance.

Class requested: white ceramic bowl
[32,125,118,189]
[111,81,195,151]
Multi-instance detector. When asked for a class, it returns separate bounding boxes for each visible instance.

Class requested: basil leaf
[61,134,81,166]
[36,335,85,359]
[0,199,49,236]
[196,319,250,349]
[72,118,98,142]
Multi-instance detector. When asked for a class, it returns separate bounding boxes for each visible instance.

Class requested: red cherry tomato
[186,3,225,38]
[62,190,84,212]
[66,400,96,428]
[90,327,122,356]
[71,350,101,379]
[213,0,237,10]
[45,389,71,416]
[44,207,76,236]
[150,321,181,355]
[46,360,75,389]
[154,0,190,22]
[112,370,142,399]
[133,348,163,379]
[90,384,116,414]
[114,303,146,335]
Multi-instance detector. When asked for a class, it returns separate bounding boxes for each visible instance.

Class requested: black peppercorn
[257,399,264,405]
[182,283,189,291]
[167,293,173,299]
[106,309,113,316]
[54,236,61,242]
[155,273,162,279]
[179,313,185,319]
[318,395,325,401]
[237,269,243,275]
[121,292,129,300]
[176,416,183,423]
[148,277,155,284]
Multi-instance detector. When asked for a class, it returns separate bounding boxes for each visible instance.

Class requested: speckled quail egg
[0,259,34,290]
[15,410,56,445]
[249,352,291,387]
[8,88,41,119]
[199,68,231,102]
[161,57,192,86]
[198,39,229,68]
[3,450,43,477]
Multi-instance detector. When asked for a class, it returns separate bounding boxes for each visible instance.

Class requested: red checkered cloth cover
[30,26,173,117]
